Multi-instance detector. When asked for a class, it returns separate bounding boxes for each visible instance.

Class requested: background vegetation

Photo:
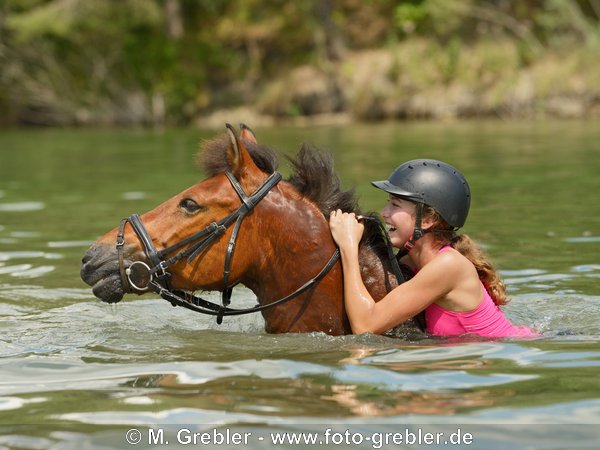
[1,0,599,126]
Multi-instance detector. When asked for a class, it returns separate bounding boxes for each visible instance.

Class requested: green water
[1,121,599,449]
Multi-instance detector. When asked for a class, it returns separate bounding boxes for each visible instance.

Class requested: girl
[329,159,536,338]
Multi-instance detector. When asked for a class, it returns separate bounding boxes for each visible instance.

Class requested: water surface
[1,121,599,449]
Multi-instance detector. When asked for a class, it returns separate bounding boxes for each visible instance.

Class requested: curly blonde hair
[423,206,508,306]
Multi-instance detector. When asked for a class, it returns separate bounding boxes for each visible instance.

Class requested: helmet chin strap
[398,202,429,258]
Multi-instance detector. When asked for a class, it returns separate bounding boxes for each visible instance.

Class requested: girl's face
[380,195,416,247]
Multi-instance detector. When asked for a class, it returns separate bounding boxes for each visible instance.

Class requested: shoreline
[3,43,599,128]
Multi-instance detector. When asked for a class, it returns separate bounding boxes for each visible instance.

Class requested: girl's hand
[329,209,364,251]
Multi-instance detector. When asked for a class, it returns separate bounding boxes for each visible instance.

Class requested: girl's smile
[381,195,416,245]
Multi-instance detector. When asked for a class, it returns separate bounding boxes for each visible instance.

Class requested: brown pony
[80,124,417,335]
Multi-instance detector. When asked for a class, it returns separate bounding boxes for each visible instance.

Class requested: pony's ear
[240,123,257,145]
[226,123,259,178]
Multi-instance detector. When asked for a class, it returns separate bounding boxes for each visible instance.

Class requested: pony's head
[80,124,361,307]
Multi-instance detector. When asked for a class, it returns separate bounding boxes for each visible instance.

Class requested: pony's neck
[241,186,348,334]
[239,185,405,334]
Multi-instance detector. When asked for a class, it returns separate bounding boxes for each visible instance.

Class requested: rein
[357,215,404,285]
[116,170,341,324]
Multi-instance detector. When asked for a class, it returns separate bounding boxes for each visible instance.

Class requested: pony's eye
[179,198,203,214]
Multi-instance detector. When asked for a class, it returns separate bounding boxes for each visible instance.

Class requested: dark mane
[197,134,387,256]
[286,143,357,216]
[285,145,397,277]
[197,135,357,216]
[198,135,279,176]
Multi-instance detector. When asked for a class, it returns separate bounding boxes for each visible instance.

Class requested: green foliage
[392,0,599,48]
[0,0,598,125]
[6,0,162,42]
[395,1,429,33]
[536,0,600,46]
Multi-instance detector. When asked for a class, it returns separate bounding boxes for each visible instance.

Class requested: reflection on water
[0,251,63,261]
[1,124,599,448]
[0,201,45,212]
[47,241,94,248]
[565,236,600,243]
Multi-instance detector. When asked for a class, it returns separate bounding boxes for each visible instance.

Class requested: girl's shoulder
[427,246,479,283]
[409,246,472,293]
[434,245,472,270]
[430,246,484,311]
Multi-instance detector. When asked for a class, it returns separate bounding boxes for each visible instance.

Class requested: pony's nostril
[82,244,102,264]
[80,260,95,285]
[80,244,115,286]
[82,252,92,265]
[81,248,97,273]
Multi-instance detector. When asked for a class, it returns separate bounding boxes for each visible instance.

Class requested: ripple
[514,293,600,336]
[564,236,600,243]
[9,231,41,238]
[120,396,157,405]
[500,269,546,277]
[0,251,63,261]
[0,353,538,397]
[504,273,574,285]
[47,240,93,248]
[58,408,260,426]
[122,191,147,200]
[0,434,54,449]
[571,264,600,273]
[0,264,32,274]
[463,399,600,425]
[334,364,536,391]
[10,265,55,278]
[0,302,31,315]
[360,342,600,369]
[0,396,46,411]
[0,284,92,301]
[0,202,45,212]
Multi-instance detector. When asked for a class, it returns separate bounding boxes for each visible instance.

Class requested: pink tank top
[424,247,537,338]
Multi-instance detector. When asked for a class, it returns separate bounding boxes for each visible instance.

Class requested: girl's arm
[329,210,456,334]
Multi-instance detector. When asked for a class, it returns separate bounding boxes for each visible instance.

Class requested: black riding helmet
[372,159,471,255]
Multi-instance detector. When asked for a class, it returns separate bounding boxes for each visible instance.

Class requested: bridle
[115,170,340,324]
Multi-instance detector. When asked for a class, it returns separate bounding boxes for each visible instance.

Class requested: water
[0,121,599,449]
